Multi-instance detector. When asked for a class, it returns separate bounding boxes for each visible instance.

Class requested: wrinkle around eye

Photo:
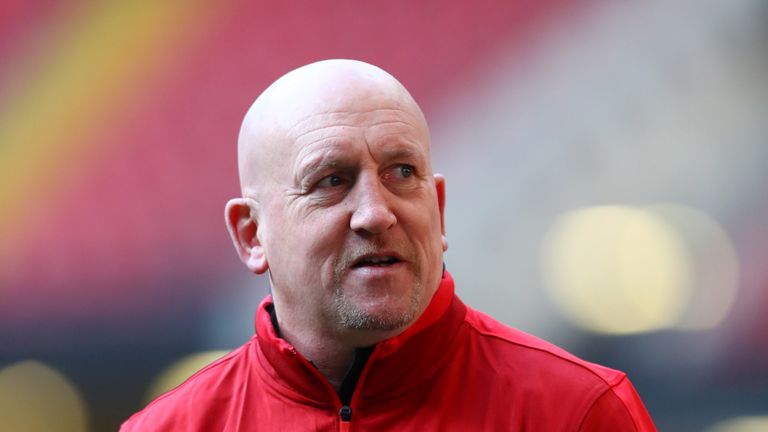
[282,185,338,214]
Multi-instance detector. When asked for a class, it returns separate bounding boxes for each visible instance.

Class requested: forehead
[284,98,430,170]
[291,106,424,143]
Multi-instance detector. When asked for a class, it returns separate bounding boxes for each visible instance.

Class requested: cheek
[402,205,443,250]
[285,212,347,263]
[415,194,443,233]
[262,213,306,269]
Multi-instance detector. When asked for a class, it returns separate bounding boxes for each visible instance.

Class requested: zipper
[335,346,374,432]
[339,405,352,432]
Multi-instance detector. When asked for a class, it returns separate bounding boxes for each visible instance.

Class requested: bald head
[237,59,430,196]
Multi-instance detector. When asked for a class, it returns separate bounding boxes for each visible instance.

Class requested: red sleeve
[578,376,657,431]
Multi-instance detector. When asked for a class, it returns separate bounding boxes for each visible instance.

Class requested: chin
[334,295,420,331]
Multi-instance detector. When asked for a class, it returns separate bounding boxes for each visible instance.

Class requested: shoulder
[120,339,257,432]
[461,307,655,430]
[463,306,625,385]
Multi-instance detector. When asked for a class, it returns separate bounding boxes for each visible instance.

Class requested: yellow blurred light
[648,204,740,330]
[541,205,693,334]
[145,350,229,403]
[0,360,89,432]
[705,416,768,432]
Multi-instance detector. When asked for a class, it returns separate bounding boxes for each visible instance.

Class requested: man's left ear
[434,173,448,252]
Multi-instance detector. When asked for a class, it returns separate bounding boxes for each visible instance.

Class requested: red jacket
[121,272,655,431]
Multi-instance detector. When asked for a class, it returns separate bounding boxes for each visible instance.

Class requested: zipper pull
[339,405,352,432]
[340,405,352,421]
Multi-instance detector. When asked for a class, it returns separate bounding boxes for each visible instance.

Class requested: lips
[351,252,403,268]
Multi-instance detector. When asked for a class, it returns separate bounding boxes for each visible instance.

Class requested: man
[121,60,655,431]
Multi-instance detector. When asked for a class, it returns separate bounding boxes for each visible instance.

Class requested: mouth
[351,253,403,268]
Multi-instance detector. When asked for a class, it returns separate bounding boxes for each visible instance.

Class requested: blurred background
[1,0,766,430]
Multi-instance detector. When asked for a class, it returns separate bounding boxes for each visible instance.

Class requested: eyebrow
[293,151,347,186]
[373,137,427,162]
[378,146,422,160]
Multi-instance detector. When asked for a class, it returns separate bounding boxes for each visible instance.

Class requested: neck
[270,305,404,390]
[284,328,354,390]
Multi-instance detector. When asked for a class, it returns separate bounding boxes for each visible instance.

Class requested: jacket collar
[252,271,466,405]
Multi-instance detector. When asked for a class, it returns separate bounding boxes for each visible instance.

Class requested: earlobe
[433,174,448,252]
[225,198,269,274]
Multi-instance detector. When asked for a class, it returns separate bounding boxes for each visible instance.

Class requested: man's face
[253,84,446,333]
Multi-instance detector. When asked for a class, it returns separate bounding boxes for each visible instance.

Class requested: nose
[349,175,397,234]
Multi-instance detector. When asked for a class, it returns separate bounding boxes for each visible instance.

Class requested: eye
[316,174,348,188]
[382,164,418,185]
[397,165,414,178]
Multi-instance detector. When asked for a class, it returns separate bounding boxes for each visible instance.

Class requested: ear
[225,198,269,274]
[433,174,448,252]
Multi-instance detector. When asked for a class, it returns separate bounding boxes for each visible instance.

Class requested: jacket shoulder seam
[576,375,639,431]
[463,312,625,388]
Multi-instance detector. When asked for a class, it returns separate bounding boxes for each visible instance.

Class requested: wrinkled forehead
[285,97,428,145]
